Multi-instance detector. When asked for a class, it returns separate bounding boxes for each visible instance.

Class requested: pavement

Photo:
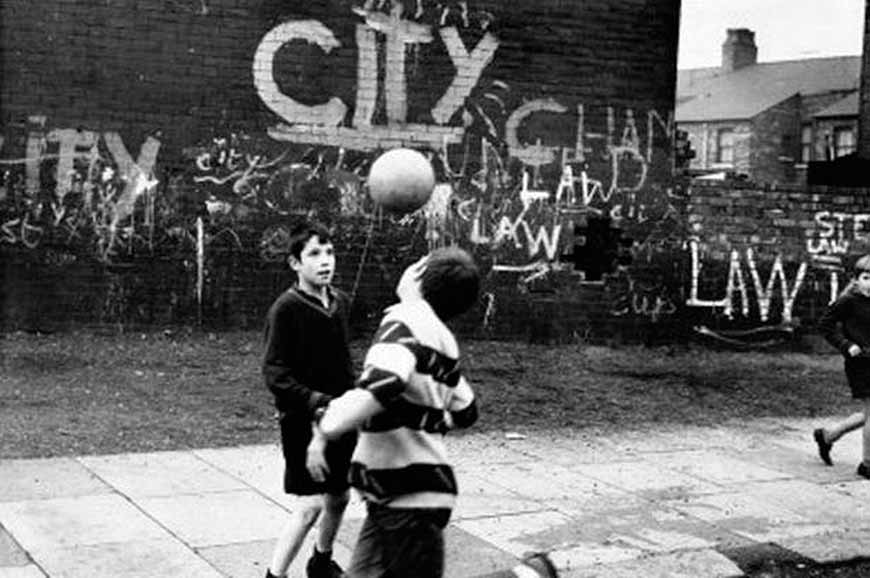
[2,417,870,578]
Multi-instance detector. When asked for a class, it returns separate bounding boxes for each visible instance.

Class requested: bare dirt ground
[0,328,854,459]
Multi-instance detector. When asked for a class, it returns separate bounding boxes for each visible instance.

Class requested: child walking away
[313,247,559,578]
[814,254,870,480]
[262,222,356,578]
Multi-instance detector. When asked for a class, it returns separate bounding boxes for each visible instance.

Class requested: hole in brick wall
[564,215,632,281]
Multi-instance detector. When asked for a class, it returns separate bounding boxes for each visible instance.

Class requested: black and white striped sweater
[349,298,478,509]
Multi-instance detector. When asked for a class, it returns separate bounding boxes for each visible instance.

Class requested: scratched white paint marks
[687,240,807,324]
[686,199,870,335]
[253,4,496,151]
[0,116,161,260]
[249,2,676,253]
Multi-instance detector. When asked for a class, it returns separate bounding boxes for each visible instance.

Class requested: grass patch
[0,329,854,459]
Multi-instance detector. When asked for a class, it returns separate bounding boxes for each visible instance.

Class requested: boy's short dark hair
[288,221,332,260]
[854,254,870,276]
[420,247,480,321]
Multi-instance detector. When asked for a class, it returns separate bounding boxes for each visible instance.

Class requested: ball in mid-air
[367,148,435,214]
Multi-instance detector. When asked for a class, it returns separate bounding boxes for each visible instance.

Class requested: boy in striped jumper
[314,248,558,578]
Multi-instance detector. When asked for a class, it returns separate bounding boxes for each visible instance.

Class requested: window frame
[800,125,813,164]
[715,128,735,165]
[833,126,856,158]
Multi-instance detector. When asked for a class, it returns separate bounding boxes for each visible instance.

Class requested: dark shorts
[280,414,356,495]
[345,504,451,578]
[845,357,870,399]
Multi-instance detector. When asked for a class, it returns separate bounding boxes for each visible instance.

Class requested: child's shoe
[857,462,870,480]
[813,428,833,466]
[512,552,559,577]
[306,548,343,578]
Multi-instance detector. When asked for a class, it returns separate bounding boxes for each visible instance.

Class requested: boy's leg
[306,491,351,577]
[824,411,865,443]
[345,506,446,578]
[863,401,870,466]
[315,490,350,553]
[268,495,323,577]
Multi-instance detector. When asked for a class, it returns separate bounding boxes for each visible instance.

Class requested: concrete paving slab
[832,478,870,501]
[0,566,46,578]
[545,542,646,570]
[472,461,614,500]
[667,491,842,544]
[79,451,248,498]
[191,445,371,521]
[447,434,534,467]
[31,539,223,578]
[454,509,647,567]
[573,460,722,499]
[195,539,273,578]
[777,528,870,563]
[0,494,167,552]
[197,535,352,578]
[0,526,28,566]
[136,489,287,548]
[597,426,760,457]
[453,473,547,520]
[609,526,714,552]
[0,458,109,502]
[444,525,520,578]
[193,445,286,503]
[721,444,842,484]
[561,549,743,578]
[667,490,809,527]
[731,523,844,544]
[548,504,741,554]
[742,479,870,528]
[654,450,789,485]
[488,430,614,467]
[548,492,653,519]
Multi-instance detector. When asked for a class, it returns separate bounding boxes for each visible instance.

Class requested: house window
[716,128,734,164]
[833,127,855,158]
[800,125,813,163]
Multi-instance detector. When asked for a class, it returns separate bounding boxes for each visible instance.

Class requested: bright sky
[678,0,866,69]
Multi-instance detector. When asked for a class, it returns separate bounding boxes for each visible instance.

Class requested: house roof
[813,91,860,118]
[676,56,860,123]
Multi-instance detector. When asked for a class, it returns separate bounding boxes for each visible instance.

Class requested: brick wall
[1,0,683,343]
[687,180,870,345]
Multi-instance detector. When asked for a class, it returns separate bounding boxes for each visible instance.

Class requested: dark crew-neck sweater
[819,290,870,356]
[262,286,354,417]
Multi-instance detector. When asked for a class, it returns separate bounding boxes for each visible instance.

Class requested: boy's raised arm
[318,388,383,438]
[319,337,417,438]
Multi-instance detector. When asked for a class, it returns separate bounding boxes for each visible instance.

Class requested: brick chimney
[722,28,757,72]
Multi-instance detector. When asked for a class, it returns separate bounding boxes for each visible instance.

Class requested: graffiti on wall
[685,204,870,346]
[1,0,685,334]
[806,210,870,270]
[253,3,496,151]
[687,239,807,324]
[0,116,161,260]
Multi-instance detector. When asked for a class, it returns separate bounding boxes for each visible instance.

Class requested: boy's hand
[306,426,329,482]
[849,344,862,357]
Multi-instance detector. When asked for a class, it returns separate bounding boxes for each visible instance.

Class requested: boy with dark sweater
[814,254,870,479]
[263,222,356,578]
[313,247,558,578]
